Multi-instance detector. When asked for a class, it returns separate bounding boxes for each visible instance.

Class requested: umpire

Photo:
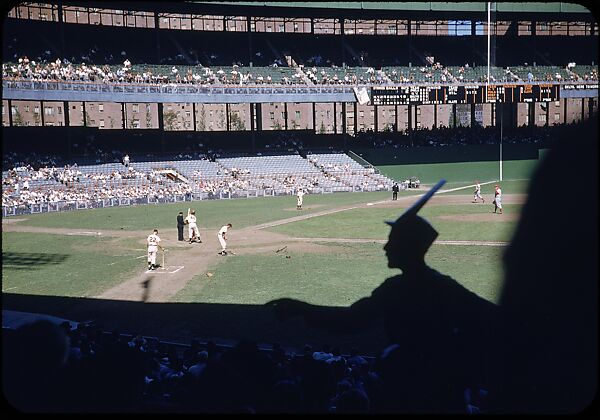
[392,182,400,201]
[177,211,185,241]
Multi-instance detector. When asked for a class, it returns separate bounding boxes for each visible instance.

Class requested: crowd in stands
[3,319,488,413]
[4,56,597,86]
[3,120,592,208]
[2,183,193,208]
[2,159,193,207]
[352,123,559,149]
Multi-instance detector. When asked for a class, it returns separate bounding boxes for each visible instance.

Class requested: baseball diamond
[2,0,597,414]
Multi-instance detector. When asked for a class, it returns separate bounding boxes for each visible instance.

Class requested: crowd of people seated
[3,319,488,413]
[2,155,194,207]
[351,122,560,149]
[2,183,194,208]
[3,120,589,209]
[4,56,596,86]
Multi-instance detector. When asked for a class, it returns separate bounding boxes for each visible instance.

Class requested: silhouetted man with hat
[267,180,500,412]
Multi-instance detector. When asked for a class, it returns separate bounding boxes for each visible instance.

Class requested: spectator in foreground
[3,320,70,412]
[267,179,500,413]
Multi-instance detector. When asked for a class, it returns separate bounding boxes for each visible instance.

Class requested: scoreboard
[371,84,560,105]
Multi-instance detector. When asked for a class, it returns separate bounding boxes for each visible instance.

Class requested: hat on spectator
[385,179,445,253]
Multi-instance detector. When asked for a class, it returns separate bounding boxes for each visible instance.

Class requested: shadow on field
[1,292,388,356]
[2,252,69,270]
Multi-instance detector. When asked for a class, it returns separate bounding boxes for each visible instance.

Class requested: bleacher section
[3,152,396,209]
[5,61,597,84]
[509,65,577,82]
[217,154,318,175]
[307,153,394,190]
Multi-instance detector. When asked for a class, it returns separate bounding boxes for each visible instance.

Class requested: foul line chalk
[144,265,184,274]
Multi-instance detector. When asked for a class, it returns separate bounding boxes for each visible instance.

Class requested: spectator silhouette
[491,117,598,414]
[267,179,500,412]
[3,320,70,412]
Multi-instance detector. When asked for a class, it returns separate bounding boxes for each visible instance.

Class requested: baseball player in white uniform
[493,185,503,214]
[296,188,305,210]
[147,229,164,270]
[185,208,201,243]
[218,223,232,255]
[473,181,485,203]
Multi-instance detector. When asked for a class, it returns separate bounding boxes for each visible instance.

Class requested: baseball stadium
[2,1,598,414]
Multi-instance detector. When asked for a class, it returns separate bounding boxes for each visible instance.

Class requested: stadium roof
[56,1,597,21]
[193,2,592,14]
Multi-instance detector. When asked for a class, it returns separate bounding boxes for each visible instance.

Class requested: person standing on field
[185,208,201,243]
[392,183,400,201]
[177,211,185,241]
[493,185,503,214]
[473,181,485,203]
[218,223,232,255]
[147,229,164,271]
[296,188,305,210]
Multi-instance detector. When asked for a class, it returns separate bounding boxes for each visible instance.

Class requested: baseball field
[2,158,537,354]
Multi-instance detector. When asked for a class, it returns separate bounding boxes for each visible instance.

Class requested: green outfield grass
[441,179,530,195]
[378,158,539,184]
[267,203,521,242]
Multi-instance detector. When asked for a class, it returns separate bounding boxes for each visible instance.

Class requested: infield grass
[172,242,505,306]
[2,232,141,297]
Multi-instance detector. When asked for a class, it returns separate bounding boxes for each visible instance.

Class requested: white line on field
[144,265,184,274]
[290,237,508,246]
[67,231,102,236]
[436,240,508,246]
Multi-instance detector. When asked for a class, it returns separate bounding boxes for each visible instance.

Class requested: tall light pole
[487,2,491,91]
[487,2,503,181]
[500,104,503,181]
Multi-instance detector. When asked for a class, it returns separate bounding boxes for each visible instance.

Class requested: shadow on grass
[2,252,69,270]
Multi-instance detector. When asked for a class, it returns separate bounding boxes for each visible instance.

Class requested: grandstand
[2,1,598,414]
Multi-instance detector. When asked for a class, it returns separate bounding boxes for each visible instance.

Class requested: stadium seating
[7,58,597,86]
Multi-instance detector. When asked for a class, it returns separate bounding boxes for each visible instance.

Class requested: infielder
[185,208,201,243]
[296,188,305,210]
[473,181,485,203]
[218,223,232,255]
[147,229,164,271]
[493,184,503,214]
